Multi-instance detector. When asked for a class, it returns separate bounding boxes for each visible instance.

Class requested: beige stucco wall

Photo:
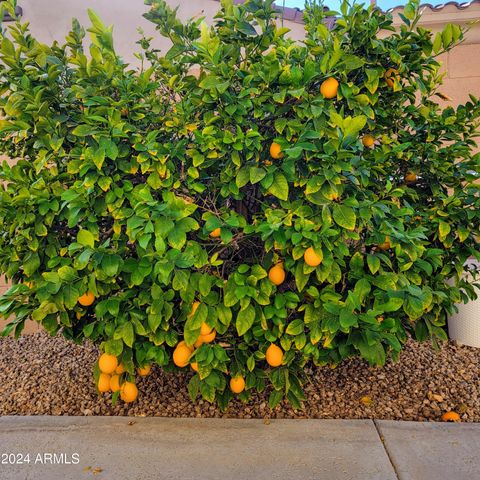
[1,1,479,334]
[391,3,480,104]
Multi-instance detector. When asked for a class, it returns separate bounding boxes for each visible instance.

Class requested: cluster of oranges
[96,352,151,403]
[268,246,323,287]
[171,303,285,395]
[269,73,416,183]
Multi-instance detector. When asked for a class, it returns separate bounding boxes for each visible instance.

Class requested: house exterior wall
[1,1,479,334]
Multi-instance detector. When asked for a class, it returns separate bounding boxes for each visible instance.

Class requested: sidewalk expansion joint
[373,419,400,480]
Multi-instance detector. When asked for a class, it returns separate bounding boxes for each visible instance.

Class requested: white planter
[447,260,480,348]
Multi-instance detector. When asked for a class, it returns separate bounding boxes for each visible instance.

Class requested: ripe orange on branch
[320,77,339,99]
[268,263,285,286]
[98,353,118,374]
[304,247,323,267]
[120,381,138,403]
[362,134,375,148]
[269,142,283,159]
[194,329,217,347]
[266,344,284,367]
[200,322,212,336]
[109,374,122,392]
[210,228,221,238]
[230,376,246,394]
[137,365,151,376]
[97,373,111,393]
[173,341,193,367]
[378,236,391,251]
[78,291,95,306]
[405,172,417,184]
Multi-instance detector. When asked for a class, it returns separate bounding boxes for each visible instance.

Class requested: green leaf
[367,254,380,274]
[268,172,289,201]
[332,204,356,230]
[286,319,304,336]
[295,262,310,292]
[24,253,40,276]
[71,124,97,136]
[236,304,255,336]
[77,229,95,248]
[354,279,371,304]
[188,375,200,402]
[269,389,283,409]
[217,304,232,327]
[247,355,255,372]
[122,322,135,347]
[432,32,442,54]
[63,284,79,309]
[237,21,257,36]
[58,266,77,282]
[199,75,220,90]
[101,255,121,276]
[438,221,451,241]
[250,167,266,184]
[168,227,186,249]
[403,2,416,20]
[236,166,250,188]
[184,303,208,346]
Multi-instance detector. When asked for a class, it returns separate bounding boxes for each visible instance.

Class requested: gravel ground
[0,332,479,421]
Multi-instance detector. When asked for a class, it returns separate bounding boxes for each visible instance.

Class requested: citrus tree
[0,0,478,409]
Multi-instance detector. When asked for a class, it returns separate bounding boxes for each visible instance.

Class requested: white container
[448,260,480,348]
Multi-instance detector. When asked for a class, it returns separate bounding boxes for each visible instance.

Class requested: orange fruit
[115,363,126,374]
[377,316,384,323]
[266,344,283,367]
[230,376,246,394]
[78,291,95,306]
[320,77,339,99]
[97,373,111,393]
[194,330,217,348]
[120,381,138,403]
[177,340,194,352]
[173,342,193,367]
[189,301,200,317]
[385,68,400,88]
[405,172,417,184]
[268,264,285,286]
[442,411,460,422]
[304,247,323,267]
[98,353,118,374]
[137,365,151,376]
[191,362,199,372]
[362,134,375,148]
[109,374,121,393]
[269,142,283,159]
[378,236,391,251]
[210,228,221,238]
[200,322,212,336]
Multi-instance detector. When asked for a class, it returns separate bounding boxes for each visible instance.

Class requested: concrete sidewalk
[0,417,478,480]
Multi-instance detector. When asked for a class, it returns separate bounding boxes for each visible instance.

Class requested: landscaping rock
[0,332,479,421]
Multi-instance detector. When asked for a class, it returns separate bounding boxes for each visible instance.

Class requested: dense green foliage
[0,0,479,408]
